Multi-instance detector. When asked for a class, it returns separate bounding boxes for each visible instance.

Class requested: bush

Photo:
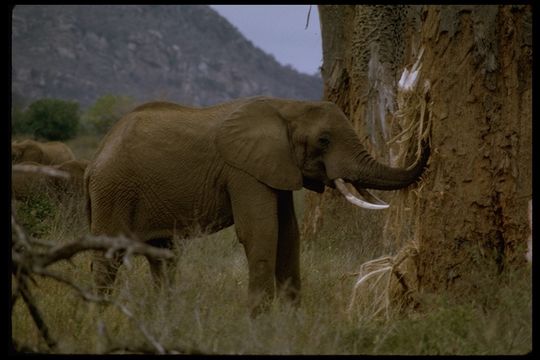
[25,98,80,141]
[11,105,31,135]
[82,95,135,135]
[14,193,57,238]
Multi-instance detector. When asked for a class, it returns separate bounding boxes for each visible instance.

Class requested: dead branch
[11,214,180,354]
[17,276,57,350]
[12,163,70,179]
[305,5,312,30]
[39,234,174,269]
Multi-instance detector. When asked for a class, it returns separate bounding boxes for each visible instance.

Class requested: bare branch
[305,5,312,30]
[17,277,57,350]
[12,163,70,179]
[39,235,174,269]
[11,214,179,354]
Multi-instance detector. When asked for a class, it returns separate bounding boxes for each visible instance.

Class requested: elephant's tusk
[357,188,388,206]
[334,178,390,210]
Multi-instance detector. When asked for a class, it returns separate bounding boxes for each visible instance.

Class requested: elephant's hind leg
[146,237,177,291]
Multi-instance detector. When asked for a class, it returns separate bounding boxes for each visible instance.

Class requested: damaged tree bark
[307,5,531,296]
[413,5,532,292]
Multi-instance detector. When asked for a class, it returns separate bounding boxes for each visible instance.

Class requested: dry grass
[11,134,532,355]
[65,134,102,160]
[11,191,531,355]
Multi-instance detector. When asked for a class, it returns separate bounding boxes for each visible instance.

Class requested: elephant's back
[131,101,195,113]
[89,100,228,177]
[89,98,252,176]
[43,141,76,162]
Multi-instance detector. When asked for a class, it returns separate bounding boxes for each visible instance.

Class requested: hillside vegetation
[12,5,322,108]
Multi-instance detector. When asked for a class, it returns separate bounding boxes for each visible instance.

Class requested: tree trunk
[304,5,531,295]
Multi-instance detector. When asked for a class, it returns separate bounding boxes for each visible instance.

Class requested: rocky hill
[12,5,322,108]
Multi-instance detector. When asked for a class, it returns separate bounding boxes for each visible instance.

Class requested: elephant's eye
[318,135,330,148]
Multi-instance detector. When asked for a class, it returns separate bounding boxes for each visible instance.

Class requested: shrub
[25,98,80,141]
[11,105,31,135]
[82,95,135,135]
[14,193,57,238]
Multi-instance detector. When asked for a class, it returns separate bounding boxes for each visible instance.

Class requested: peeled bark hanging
[304,5,531,294]
[302,5,413,249]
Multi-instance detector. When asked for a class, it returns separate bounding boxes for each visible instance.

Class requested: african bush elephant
[12,139,75,165]
[85,96,430,315]
[12,159,90,200]
[55,159,90,196]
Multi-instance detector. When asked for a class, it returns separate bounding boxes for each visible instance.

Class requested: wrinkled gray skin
[85,96,429,315]
[12,139,76,165]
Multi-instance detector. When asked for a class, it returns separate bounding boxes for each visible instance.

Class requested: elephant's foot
[247,260,276,317]
[248,290,274,318]
[277,279,301,307]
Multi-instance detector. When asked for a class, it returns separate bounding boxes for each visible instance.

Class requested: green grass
[11,136,532,355]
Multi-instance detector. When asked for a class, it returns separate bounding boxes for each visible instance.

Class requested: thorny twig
[11,214,183,354]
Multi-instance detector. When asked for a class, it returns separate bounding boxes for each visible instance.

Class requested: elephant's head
[11,139,45,163]
[216,97,430,209]
[12,141,42,164]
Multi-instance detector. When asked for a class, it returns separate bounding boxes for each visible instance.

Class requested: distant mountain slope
[12,5,322,108]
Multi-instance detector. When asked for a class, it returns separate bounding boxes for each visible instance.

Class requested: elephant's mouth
[303,177,326,193]
[333,178,389,210]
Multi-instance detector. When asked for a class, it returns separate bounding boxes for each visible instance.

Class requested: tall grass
[65,134,102,160]
[11,194,532,354]
[11,137,532,355]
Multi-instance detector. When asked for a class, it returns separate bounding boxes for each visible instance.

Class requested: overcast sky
[210,5,322,76]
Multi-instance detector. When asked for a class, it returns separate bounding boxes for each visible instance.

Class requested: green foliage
[15,193,57,238]
[81,95,135,135]
[12,91,32,135]
[25,98,80,141]
[11,105,31,135]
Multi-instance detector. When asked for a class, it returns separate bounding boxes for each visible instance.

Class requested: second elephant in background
[12,139,76,165]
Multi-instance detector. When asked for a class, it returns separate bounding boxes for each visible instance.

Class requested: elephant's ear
[215,99,303,190]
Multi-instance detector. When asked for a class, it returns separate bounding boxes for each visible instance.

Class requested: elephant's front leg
[228,175,279,316]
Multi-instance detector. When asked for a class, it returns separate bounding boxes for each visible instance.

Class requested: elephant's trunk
[350,139,430,191]
[330,139,430,210]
